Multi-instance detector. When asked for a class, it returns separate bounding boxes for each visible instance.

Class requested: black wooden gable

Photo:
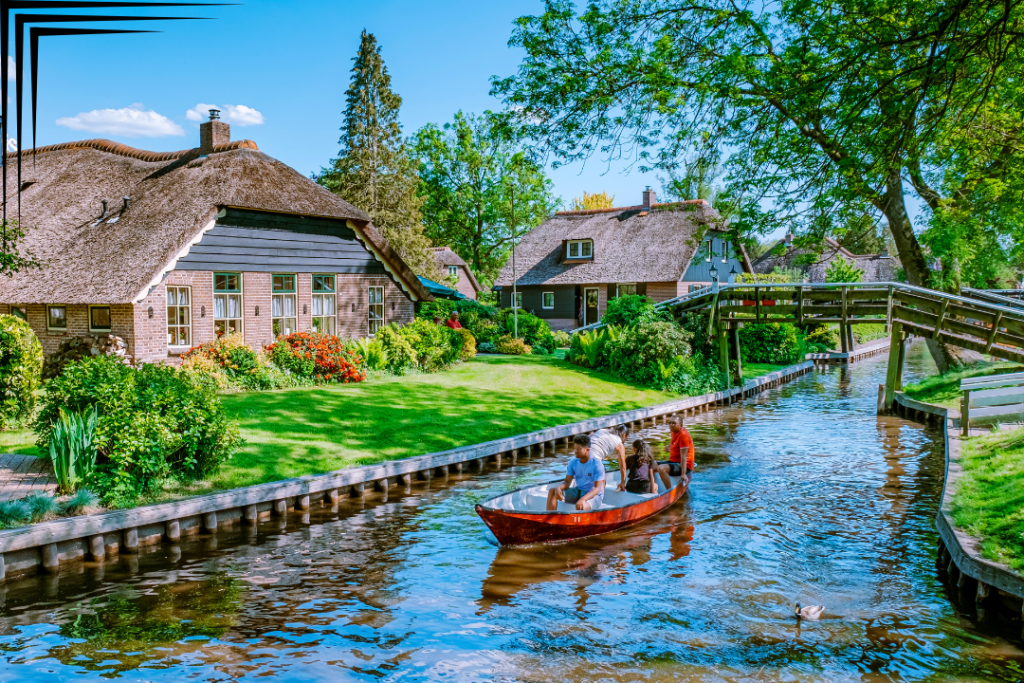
[175,208,387,274]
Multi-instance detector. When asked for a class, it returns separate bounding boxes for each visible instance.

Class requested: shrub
[739,323,800,363]
[478,341,497,354]
[398,318,463,371]
[495,309,554,352]
[48,406,99,493]
[0,498,29,528]
[182,334,290,390]
[473,320,502,346]
[825,256,865,283]
[607,322,693,385]
[567,325,621,369]
[677,310,715,359]
[59,489,98,516]
[267,332,365,383]
[658,353,724,395]
[496,335,531,355]
[355,337,389,371]
[375,325,418,374]
[455,328,476,360]
[0,314,43,429]
[24,493,58,522]
[601,295,666,327]
[803,324,838,353]
[35,356,241,505]
[552,330,571,348]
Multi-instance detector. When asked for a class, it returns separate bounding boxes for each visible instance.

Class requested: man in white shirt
[588,424,630,492]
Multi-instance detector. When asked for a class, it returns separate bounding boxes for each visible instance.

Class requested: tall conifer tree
[317,30,434,276]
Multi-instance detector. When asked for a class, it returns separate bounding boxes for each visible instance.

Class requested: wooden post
[89,535,105,561]
[886,285,893,332]
[244,505,259,525]
[350,482,366,497]
[297,494,310,511]
[847,324,855,352]
[730,325,743,385]
[754,286,762,324]
[962,389,971,436]
[717,317,732,390]
[896,332,906,392]
[202,512,218,533]
[41,544,59,574]
[123,528,139,554]
[933,298,949,340]
[883,321,904,411]
[985,311,1003,353]
[840,286,849,353]
[273,499,287,516]
[165,519,181,542]
[796,286,804,325]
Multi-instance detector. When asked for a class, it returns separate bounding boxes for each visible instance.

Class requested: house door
[584,287,599,326]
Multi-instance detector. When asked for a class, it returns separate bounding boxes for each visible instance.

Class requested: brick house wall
[453,266,478,300]
[7,269,418,365]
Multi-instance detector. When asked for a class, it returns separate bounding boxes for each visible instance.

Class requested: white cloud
[56,103,185,137]
[7,56,14,80]
[186,102,264,126]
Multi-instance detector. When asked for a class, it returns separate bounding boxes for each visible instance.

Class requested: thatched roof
[0,138,431,304]
[494,200,725,287]
[431,246,482,292]
[753,235,901,282]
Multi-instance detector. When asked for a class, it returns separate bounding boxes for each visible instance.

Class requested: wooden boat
[476,468,689,545]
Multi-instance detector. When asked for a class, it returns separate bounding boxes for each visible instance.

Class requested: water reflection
[0,342,1022,682]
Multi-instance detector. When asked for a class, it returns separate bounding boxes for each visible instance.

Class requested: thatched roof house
[493,189,751,330]
[753,234,900,282]
[1,111,431,362]
[430,246,482,299]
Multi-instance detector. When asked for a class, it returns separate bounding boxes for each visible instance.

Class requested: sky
[10,0,662,211]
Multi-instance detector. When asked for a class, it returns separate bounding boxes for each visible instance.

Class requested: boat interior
[485,469,683,514]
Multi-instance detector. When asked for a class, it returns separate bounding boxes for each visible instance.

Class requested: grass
[211,354,685,490]
[903,361,1024,408]
[954,426,1024,572]
[744,363,788,380]
[0,425,40,456]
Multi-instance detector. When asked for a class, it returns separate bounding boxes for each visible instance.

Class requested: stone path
[0,453,57,501]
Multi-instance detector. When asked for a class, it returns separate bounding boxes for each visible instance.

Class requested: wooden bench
[961,371,1024,435]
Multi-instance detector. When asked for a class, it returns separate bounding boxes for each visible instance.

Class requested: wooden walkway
[0,454,56,501]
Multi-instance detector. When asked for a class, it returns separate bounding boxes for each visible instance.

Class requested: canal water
[1,343,1022,682]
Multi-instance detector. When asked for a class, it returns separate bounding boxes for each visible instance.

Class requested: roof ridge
[4,138,259,163]
[555,199,708,217]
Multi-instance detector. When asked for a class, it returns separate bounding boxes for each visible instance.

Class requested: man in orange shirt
[660,415,694,480]
[445,312,463,329]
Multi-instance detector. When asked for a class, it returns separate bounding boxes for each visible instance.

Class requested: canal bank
[0,341,1020,682]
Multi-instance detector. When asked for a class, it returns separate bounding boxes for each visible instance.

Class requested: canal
[0,343,1021,682]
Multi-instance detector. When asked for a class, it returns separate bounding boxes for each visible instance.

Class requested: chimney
[784,232,794,248]
[199,108,230,154]
[642,186,656,210]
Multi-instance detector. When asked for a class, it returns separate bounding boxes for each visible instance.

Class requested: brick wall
[454,266,478,299]
[242,272,274,349]
[12,303,135,358]
[646,281,678,302]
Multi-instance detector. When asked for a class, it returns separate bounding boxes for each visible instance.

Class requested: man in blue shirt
[546,433,607,511]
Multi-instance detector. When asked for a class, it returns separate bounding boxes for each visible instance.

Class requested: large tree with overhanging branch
[492,0,1024,365]
[412,111,558,286]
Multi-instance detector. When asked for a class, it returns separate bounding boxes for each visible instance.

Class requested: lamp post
[710,264,719,293]
[729,265,738,284]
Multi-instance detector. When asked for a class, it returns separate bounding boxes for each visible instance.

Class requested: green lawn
[744,363,787,380]
[902,362,1024,408]
[211,355,683,490]
[954,427,1024,572]
[0,425,39,456]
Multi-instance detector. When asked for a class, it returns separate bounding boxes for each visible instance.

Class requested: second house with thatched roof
[0,109,432,363]
[493,190,751,330]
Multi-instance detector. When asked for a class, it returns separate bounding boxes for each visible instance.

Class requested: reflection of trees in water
[49,573,243,672]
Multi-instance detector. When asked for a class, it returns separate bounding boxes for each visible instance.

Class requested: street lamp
[729,264,738,284]
[710,264,719,293]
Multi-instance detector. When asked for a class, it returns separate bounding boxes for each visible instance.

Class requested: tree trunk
[880,171,977,372]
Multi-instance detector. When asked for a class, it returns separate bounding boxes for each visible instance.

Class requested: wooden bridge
[650,282,1024,411]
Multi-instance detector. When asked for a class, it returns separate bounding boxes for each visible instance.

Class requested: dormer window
[567,239,593,259]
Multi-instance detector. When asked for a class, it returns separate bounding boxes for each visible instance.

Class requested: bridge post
[717,318,732,390]
[840,286,849,354]
[883,321,904,411]
[730,325,743,385]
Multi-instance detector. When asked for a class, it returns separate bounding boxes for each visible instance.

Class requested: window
[167,286,191,347]
[47,305,67,330]
[689,284,706,293]
[512,291,523,309]
[368,286,385,335]
[566,240,593,259]
[10,306,26,321]
[448,265,459,278]
[214,272,243,337]
[272,274,297,337]
[616,283,637,298]
[89,305,111,332]
[542,292,555,309]
[311,275,336,334]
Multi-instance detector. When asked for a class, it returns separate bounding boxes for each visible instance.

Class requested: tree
[492,0,1024,369]
[825,257,865,284]
[0,219,41,276]
[569,191,614,210]
[317,31,434,276]
[412,111,558,285]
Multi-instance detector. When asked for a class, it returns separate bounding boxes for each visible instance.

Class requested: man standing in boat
[547,434,606,510]
[589,424,630,491]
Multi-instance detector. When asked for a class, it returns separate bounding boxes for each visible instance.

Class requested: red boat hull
[476,477,689,545]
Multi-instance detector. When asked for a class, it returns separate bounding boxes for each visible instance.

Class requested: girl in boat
[624,439,670,494]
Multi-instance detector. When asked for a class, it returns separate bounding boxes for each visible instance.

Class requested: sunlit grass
[955,427,1024,571]
[903,362,1023,407]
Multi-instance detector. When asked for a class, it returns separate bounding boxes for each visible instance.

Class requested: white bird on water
[795,603,824,620]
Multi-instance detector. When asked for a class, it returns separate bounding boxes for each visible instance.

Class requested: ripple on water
[0,342,1022,683]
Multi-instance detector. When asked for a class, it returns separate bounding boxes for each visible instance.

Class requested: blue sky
[13,0,660,210]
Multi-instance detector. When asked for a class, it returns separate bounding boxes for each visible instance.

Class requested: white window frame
[566,240,593,259]
[368,286,385,336]
[272,273,298,338]
[616,283,637,298]
[88,305,112,333]
[214,272,243,338]
[542,292,554,309]
[512,291,523,309]
[311,274,336,335]
[47,305,67,331]
[167,285,192,348]
[448,265,458,277]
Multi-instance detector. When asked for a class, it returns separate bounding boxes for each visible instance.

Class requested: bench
[961,371,1024,435]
